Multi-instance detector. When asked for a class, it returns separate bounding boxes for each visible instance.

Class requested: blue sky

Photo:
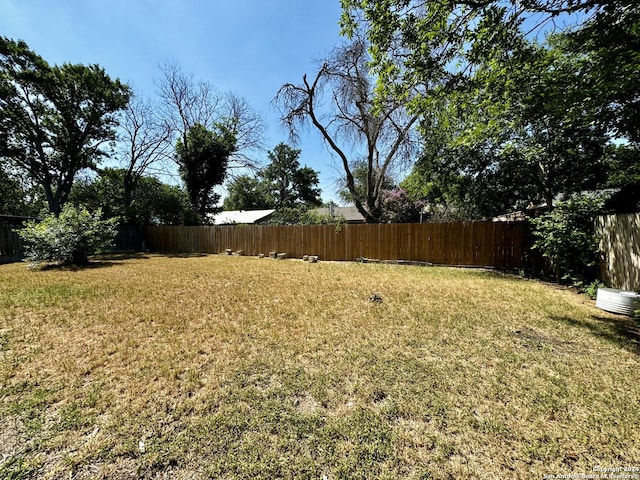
[0,0,347,202]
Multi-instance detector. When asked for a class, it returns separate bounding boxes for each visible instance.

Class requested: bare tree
[224,92,266,170]
[275,39,419,223]
[117,94,173,220]
[157,63,264,172]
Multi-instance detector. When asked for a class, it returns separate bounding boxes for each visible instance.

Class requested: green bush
[583,279,605,300]
[531,194,605,285]
[267,206,339,225]
[18,204,118,266]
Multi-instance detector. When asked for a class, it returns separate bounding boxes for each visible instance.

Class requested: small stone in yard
[302,254,309,262]
[308,255,318,263]
[277,253,287,260]
[369,293,382,303]
[235,250,244,256]
[258,253,265,258]
[225,249,233,255]
[269,251,277,259]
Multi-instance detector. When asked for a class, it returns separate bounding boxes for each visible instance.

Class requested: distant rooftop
[314,206,365,223]
[209,209,275,225]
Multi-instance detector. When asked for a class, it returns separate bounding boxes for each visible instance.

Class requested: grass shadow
[96,252,151,261]
[37,261,119,271]
[151,252,209,258]
[0,256,23,265]
[32,252,153,271]
[551,313,640,355]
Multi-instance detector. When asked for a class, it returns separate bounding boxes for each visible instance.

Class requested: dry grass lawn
[0,253,639,479]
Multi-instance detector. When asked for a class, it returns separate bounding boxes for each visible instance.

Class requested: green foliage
[224,143,322,212]
[603,144,640,213]
[0,164,45,217]
[262,143,322,209]
[531,195,605,285]
[341,1,637,221]
[400,36,612,220]
[223,174,271,211]
[0,36,131,215]
[18,204,117,266]
[565,4,640,143]
[583,280,605,300]
[175,123,236,221]
[70,168,198,226]
[267,206,336,226]
[401,101,540,220]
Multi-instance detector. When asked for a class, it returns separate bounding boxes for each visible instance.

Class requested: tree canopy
[275,39,418,223]
[223,143,321,211]
[0,36,131,215]
[175,123,236,221]
[339,0,639,219]
[70,168,198,226]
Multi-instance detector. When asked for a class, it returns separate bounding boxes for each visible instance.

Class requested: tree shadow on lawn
[37,261,119,271]
[40,252,209,270]
[34,252,153,271]
[551,313,640,356]
[95,252,151,261]
[150,252,209,258]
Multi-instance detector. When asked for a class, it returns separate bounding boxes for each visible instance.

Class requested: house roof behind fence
[314,206,365,223]
[210,209,276,225]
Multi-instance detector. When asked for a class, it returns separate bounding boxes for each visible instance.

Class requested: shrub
[531,194,605,285]
[381,188,424,223]
[18,204,118,266]
[583,279,605,300]
[267,206,339,225]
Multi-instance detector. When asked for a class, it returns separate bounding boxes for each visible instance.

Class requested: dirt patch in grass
[1,254,639,479]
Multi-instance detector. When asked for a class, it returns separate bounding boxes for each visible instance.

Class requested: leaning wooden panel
[597,213,640,291]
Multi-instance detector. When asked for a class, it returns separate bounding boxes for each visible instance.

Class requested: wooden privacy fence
[143,222,532,269]
[0,226,23,261]
[115,226,144,251]
[597,213,640,292]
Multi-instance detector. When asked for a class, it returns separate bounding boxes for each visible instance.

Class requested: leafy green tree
[223,143,321,211]
[261,143,321,209]
[0,163,45,217]
[223,175,270,211]
[402,37,611,220]
[0,37,131,215]
[70,168,197,226]
[0,165,25,216]
[141,180,200,226]
[175,123,236,221]
[503,39,609,208]
[602,143,640,213]
[564,4,640,143]
[18,203,118,266]
[340,0,626,98]
[71,169,125,222]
